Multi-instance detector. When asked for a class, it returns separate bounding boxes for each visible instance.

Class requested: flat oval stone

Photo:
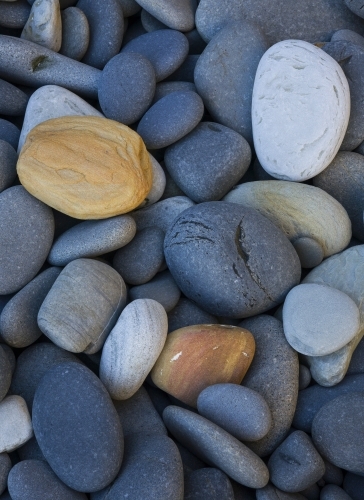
[48,215,136,266]
[0,395,33,453]
[137,90,204,150]
[60,7,89,61]
[151,324,255,407]
[312,392,364,475]
[32,362,123,492]
[17,116,152,219]
[163,406,269,488]
[184,468,235,500]
[135,0,194,32]
[252,40,350,181]
[0,79,28,116]
[164,202,301,318]
[0,0,30,29]
[100,299,168,400]
[0,140,17,192]
[0,185,54,295]
[132,196,195,232]
[0,345,11,403]
[167,297,218,333]
[38,259,126,354]
[128,270,181,312]
[21,0,62,52]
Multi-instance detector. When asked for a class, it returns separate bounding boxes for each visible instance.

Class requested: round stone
[60,7,90,61]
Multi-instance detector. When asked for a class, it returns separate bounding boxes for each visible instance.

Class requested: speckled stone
[0,0,30,29]
[0,79,28,116]
[118,0,140,17]
[129,270,181,313]
[135,0,195,32]
[0,453,11,496]
[0,395,33,453]
[344,0,364,19]
[184,468,235,500]
[0,140,17,193]
[0,119,20,150]
[60,6,89,61]
[167,297,218,333]
[132,196,195,232]
[21,0,62,52]
[0,346,11,403]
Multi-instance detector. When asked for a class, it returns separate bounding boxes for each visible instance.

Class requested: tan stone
[17,116,153,219]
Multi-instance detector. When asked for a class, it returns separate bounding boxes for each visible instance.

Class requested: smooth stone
[8,459,87,499]
[28,0,77,6]
[299,365,312,391]
[312,392,364,475]
[322,459,344,486]
[321,484,353,500]
[32,362,123,492]
[344,0,364,18]
[0,119,19,149]
[128,270,181,312]
[151,324,255,407]
[17,436,45,462]
[0,0,30,29]
[112,386,167,437]
[141,8,168,31]
[0,186,54,294]
[167,297,218,333]
[223,181,352,268]
[0,267,61,348]
[175,442,206,474]
[9,342,80,410]
[186,28,206,54]
[21,0,62,51]
[122,29,189,82]
[100,299,167,400]
[0,79,28,115]
[0,453,11,496]
[331,29,364,49]
[17,84,102,153]
[76,0,123,69]
[0,345,11,402]
[48,215,136,266]
[252,40,350,181]
[60,6,89,60]
[153,81,196,103]
[197,384,271,442]
[38,259,127,354]
[164,122,251,202]
[0,344,15,375]
[268,430,325,492]
[194,21,268,144]
[347,336,364,375]
[163,406,269,488]
[239,315,299,457]
[134,0,194,32]
[292,373,364,433]
[161,170,187,199]
[313,152,364,241]
[0,396,33,453]
[0,140,17,192]
[283,284,360,356]
[98,52,155,125]
[165,54,198,82]
[256,484,308,500]
[132,196,195,232]
[164,202,301,318]
[141,154,166,207]
[343,472,364,499]
[117,0,140,17]
[112,226,165,285]
[184,468,235,500]
[17,116,153,218]
[137,90,204,150]
[122,18,146,45]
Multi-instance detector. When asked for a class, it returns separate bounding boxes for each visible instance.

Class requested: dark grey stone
[164,202,301,318]
[300,483,320,500]
[0,0,30,29]
[343,472,364,500]
[113,226,165,285]
[161,169,187,199]
[0,267,61,349]
[17,437,45,462]
[194,21,268,144]
[27,0,78,7]
[145,384,171,418]
[0,79,28,116]
[164,121,251,202]
[167,297,218,333]
[8,459,87,500]
[118,0,140,17]
[268,430,325,492]
[321,484,353,500]
[9,342,80,410]
[331,29,364,49]
[347,336,364,375]
[0,186,54,295]
[141,8,167,31]
[129,270,181,312]
[153,82,196,104]
[33,362,124,492]
[0,140,17,193]
[122,18,147,46]
[184,468,235,500]
[185,29,206,55]
[99,52,155,124]
[53,209,80,239]
[0,35,100,98]
[197,384,272,442]
[60,7,90,61]
[239,315,299,457]
[299,364,312,391]
[0,119,20,150]
[344,0,364,19]
[0,453,11,496]
[122,29,189,82]
[132,196,194,232]
[77,0,123,69]
[256,484,308,500]
[0,344,15,375]
[135,0,195,32]
[165,54,199,82]
[293,373,364,433]
[322,459,344,486]
[174,442,206,473]
[0,344,11,402]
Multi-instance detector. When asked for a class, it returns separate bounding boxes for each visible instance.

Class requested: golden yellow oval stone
[17,116,153,219]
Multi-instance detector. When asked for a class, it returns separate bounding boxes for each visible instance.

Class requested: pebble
[0,0,30,29]
[0,119,20,149]
[100,299,168,400]
[141,8,168,32]
[118,0,141,17]
[343,472,364,499]
[0,78,28,116]
[331,28,364,49]
[256,484,307,500]
[184,468,235,500]
[135,0,195,32]
[197,384,272,442]
[165,53,198,82]
[112,226,165,285]
[167,297,218,333]
[38,258,127,354]
[164,202,301,318]
[129,270,181,312]
[252,40,350,181]
[322,459,344,486]
[21,0,62,52]
[0,186,54,295]
[0,267,61,348]
[0,140,17,192]
[7,459,88,500]
[299,365,312,391]
[320,484,353,500]
[0,345,11,402]
[164,122,251,202]
[163,406,269,489]
[0,453,11,496]
[0,396,33,453]
[0,344,15,375]
[32,362,123,492]
[60,6,89,60]
[137,90,204,149]
[344,0,364,18]
[194,21,268,144]
[48,215,136,266]
[312,392,364,475]
[98,52,156,125]
[122,29,189,82]
[153,81,196,103]
[142,154,166,206]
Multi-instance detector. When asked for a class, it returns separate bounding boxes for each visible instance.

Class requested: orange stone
[150,324,255,407]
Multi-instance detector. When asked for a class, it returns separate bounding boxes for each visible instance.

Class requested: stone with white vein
[21,0,62,52]
[252,40,350,181]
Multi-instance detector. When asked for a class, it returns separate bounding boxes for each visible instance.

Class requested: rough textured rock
[21,0,62,52]
[0,396,33,453]
[60,7,89,61]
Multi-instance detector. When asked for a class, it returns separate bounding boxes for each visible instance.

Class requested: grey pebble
[299,365,312,391]
[184,468,235,500]
[347,336,364,375]
[112,226,165,285]
[321,484,353,500]
[122,18,146,46]
[48,215,136,267]
[0,78,28,115]
[174,442,206,474]
[153,81,196,104]
[141,8,167,31]
[135,0,195,32]
[17,436,46,462]
[322,459,344,486]
[0,0,30,29]
[343,472,364,500]
[117,0,140,17]
[256,484,307,500]
[0,345,11,403]
[0,186,54,295]
[0,344,15,375]
[166,54,198,82]
[0,453,11,496]
[0,140,17,193]
[0,119,20,149]
[344,0,364,18]
[331,29,364,49]
[60,7,90,61]
[129,270,181,313]
[167,297,218,333]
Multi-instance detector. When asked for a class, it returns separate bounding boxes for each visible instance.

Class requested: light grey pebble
[60,6,89,60]
[21,0,62,52]
[0,396,33,453]
[0,140,17,192]
[129,270,181,312]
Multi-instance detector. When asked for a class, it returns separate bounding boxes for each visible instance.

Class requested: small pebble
[0,79,28,116]
[21,0,62,52]
[135,0,195,32]
[0,453,11,496]
[184,468,235,500]
[59,6,90,61]
[0,396,33,453]
[129,270,181,312]
[0,140,17,193]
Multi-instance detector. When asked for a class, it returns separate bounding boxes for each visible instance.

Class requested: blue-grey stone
[132,196,195,232]
[0,453,10,496]
[0,346,11,403]
[331,29,364,49]
[321,484,353,500]
[118,0,140,17]
[0,140,17,193]
[135,0,195,32]
[0,119,20,149]
[60,7,90,61]
[184,468,235,500]
[0,79,28,115]
[299,365,312,391]
[0,0,30,29]
[129,270,180,312]
[141,8,167,32]
[344,0,364,19]
[167,297,218,333]
[166,54,198,82]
